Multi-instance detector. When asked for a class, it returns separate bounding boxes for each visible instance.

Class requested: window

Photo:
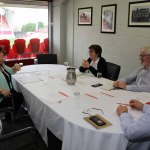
[0,6,48,60]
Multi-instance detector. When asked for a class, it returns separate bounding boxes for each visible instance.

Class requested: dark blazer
[79,57,108,78]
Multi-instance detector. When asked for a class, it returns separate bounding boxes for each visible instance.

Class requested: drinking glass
[43,70,50,86]
[19,63,23,71]
[64,62,68,68]
[34,58,38,64]
[19,63,23,67]
[97,72,102,83]
[73,92,80,109]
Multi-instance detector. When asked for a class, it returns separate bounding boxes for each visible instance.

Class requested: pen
[85,93,98,99]
[116,103,129,106]
[100,92,114,97]
[58,91,69,97]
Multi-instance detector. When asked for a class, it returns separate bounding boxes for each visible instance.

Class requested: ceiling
[0,0,50,7]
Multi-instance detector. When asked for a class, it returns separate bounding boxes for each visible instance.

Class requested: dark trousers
[0,91,23,113]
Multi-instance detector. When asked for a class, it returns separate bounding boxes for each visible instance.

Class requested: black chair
[37,54,57,64]
[126,137,150,150]
[0,107,15,122]
[0,95,28,122]
[0,113,47,150]
[106,62,121,81]
[0,126,47,150]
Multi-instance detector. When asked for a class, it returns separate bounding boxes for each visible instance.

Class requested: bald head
[139,46,150,68]
[140,46,150,55]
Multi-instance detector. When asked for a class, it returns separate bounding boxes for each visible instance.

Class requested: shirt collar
[142,65,150,70]
[91,57,100,64]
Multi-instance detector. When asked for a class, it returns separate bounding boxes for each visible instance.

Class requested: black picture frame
[128,1,150,27]
[78,7,93,26]
[101,4,117,33]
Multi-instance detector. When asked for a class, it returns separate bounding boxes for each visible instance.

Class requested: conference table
[12,64,150,150]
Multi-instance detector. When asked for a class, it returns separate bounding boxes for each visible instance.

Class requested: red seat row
[0,38,49,59]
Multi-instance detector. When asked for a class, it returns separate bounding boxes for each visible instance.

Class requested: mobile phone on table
[91,83,103,87]
[89,116,106,126]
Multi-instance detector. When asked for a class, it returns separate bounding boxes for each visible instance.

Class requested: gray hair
[140,46,150,54]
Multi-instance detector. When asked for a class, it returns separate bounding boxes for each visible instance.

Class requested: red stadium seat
[44,38,49,53]
[0,39,10,55]
[28,38,40,57]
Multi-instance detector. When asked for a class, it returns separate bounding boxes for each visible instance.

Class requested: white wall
[53,0,66,64]
[66,0,74,64]
[65,0,150,78]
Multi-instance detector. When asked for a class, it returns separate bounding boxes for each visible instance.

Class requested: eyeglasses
[139,54,150,58]
[82,107,104,116]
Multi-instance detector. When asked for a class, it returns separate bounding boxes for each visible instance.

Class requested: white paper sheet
[17,74,43,84]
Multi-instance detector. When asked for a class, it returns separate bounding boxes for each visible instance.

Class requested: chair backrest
[106,62,121,81]
[37,54,57,64]
[14,39,26,54]
[0,126,47,150]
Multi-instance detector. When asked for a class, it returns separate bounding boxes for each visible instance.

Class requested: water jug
[66,67,76,85]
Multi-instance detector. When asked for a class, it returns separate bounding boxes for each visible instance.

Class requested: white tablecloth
[12,64,150,150]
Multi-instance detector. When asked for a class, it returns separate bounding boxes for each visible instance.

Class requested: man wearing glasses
[113,46,150,92]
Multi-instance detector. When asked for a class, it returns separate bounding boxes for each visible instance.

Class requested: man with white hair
[113,46,150,92]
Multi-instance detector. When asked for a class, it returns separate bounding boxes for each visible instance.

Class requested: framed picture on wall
[78,7,93,25]
[128,1,150,27]
[101,4,117,33]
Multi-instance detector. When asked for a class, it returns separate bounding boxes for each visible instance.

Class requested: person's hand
[113,81,119,88]
[12,63,20,72]
[129,99,144,111]
[0,89,11,97]
[82,60,90,68]
[113,81,126,89]
[116,105,128,116]
[82,60,86,68]
[117,81,126,89]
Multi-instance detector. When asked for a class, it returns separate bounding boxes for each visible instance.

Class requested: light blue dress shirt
[119,66,150,92]
[120,105,150,150]
[120,104,150,141]
[0,63,14,102]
